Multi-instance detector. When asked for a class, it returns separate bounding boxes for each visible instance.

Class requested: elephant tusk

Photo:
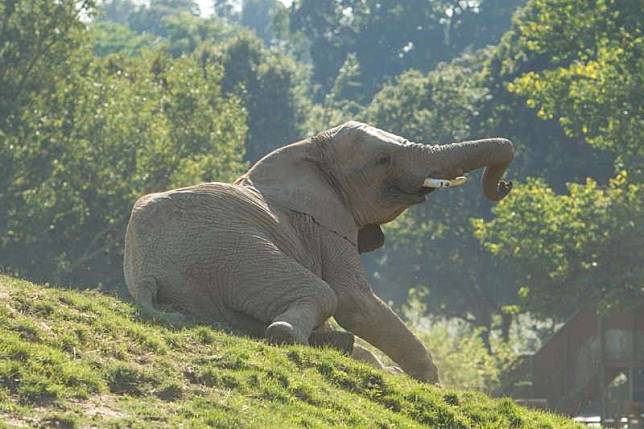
[422,176,468,188]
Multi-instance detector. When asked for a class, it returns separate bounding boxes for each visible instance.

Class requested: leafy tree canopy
[289,0,525,97]
[472,0,643,317]
[474,173,642,317]
[1,0,247,287]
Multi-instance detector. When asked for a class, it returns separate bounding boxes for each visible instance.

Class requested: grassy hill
[0,275,581,428]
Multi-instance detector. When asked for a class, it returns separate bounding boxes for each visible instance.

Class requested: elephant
[123,121,513,383]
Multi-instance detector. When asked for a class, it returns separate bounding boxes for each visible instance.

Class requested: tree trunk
[501,312,513,342]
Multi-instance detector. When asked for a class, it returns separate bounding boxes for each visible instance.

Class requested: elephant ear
[358,224,384,253]
[236,131,360,246]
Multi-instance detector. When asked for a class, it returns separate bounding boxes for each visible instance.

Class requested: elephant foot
[309,331,354,355]
[408,361,440,384]
[266,321,301,345]
[351,344,384,369]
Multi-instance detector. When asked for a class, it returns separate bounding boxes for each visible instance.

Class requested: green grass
[0,275,581,428]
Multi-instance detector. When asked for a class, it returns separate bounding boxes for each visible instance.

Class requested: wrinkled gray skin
[124,121,513,383]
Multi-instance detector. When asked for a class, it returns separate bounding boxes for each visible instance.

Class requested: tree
[240,0,284,46]
[473,4,617,190]
[361,0,638,338]
[1,1,247,287]
[506,0,642,173]
[473,0,643,318]
[212,0,238,21]
[289,0,445,97]
[0,0,93,126]
[96,0,137,25]
[309,52,367,130]
[445,0,527,52]
[201,32,312,161]
[128,0,199,36]
[160,12,237,57]
[90,22,157,57]
[95,3,316,162]
[289,0,525,98]
[95,2,239,59]
[474,174,642,318]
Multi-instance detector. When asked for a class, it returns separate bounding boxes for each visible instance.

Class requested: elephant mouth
[417,175,467,195]
[422,176,468,189]
[390,176,465,204]
[418,186,436,196]
[389,183,433,204]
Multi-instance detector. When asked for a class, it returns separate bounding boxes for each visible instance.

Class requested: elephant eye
[376,154,391,166]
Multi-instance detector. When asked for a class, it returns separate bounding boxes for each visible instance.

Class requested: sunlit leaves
[0,1,247,285]
[472,0,644,318]
[508,0,643,171]
[474,173,643,316]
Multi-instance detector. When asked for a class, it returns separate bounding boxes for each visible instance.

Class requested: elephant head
[237,121,513,252]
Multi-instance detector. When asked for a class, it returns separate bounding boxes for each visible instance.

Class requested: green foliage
[0,275,582,427]
[213,0,238,21]
[474,172,643,317]
[91,21,157,57]
[160,13,238,57]
[363,0,641,334]
[0,1,247,286]
[0,0,93,124]
[366,53,490,143]
[202,31,312,161]
[475,1,617,187]
[310,52,368,130]
[507,0,643,171]
[289,0,525,97]
[96,0,137,25]
[95,1,314,163]
[127,0,200,35]
[240,0,285,46]
[469,0,643,318]
[96,2,238,59]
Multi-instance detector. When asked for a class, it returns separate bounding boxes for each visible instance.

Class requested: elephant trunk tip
[486,180,513,202]
[481,138,514,202]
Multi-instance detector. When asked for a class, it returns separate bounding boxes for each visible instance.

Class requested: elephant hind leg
[225,240,338,347]
[266,297,335,345]
[266,321,302,345]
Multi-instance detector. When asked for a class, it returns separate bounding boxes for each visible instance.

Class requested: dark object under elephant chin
[309,331,355,355]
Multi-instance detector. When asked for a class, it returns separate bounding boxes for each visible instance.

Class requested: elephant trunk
[428,138,514,201]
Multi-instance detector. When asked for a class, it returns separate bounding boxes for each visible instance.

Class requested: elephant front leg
[334,288,439,383]
[321,235,439,383]
[351,343,385,369]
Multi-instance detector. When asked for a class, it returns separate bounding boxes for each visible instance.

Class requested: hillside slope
[0,276,580,428]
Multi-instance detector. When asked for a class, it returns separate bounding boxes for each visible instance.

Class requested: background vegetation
[0,0,641,395]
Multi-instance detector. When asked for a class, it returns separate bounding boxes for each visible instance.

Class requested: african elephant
[123,121,513,383]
